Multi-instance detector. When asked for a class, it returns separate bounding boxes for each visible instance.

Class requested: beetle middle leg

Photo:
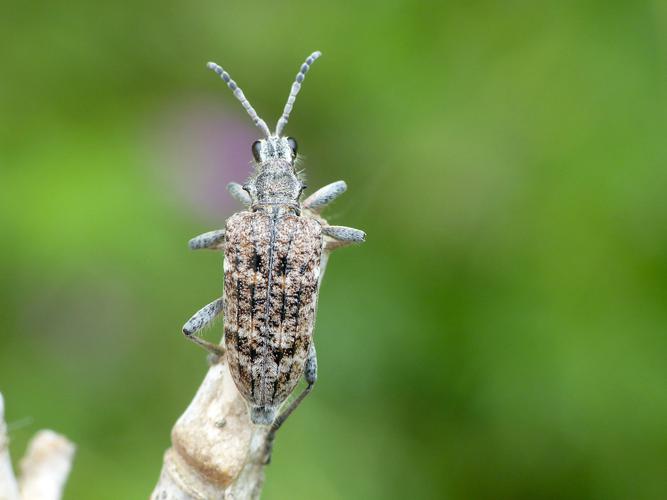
[182,297,226,361]
[323,225,366,250]
[188,229,226,250]
[263,343,318,464]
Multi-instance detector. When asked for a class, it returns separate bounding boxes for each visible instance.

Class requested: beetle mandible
[182,51,365,453]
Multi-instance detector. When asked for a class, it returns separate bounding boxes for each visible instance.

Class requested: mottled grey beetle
[182,51,365,455]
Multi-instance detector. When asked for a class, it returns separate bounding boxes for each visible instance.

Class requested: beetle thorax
[245,137,303,210]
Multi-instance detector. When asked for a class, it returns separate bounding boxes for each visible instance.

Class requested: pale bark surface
[151,361,269,500]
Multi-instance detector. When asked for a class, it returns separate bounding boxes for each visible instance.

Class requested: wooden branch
[19,431,76,500]
[151,360,269,500]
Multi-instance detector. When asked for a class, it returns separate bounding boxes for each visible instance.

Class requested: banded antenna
[207,61,272,138]
[275,51,322,137]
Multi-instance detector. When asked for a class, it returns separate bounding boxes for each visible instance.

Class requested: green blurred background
[1,1,666,498]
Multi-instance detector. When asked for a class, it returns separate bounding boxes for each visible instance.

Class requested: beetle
[182,51,365,456]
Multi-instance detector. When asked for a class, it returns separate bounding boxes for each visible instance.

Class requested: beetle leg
[182,297,225,359]
[302,180,347,212]
[322,225,366,251]
[227,182,252,206]
[188,229,226,250]
[264,343,318,464]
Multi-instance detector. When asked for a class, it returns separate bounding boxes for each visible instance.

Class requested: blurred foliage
[1,1,667,498]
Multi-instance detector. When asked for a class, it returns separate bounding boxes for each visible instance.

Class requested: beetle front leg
[188,229,226,250]
[302,180,347,212]
[322,225,366,251]
[182,297,226,361]
[227,182,252,206]
[264,343,318,464]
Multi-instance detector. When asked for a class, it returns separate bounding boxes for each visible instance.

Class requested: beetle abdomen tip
[250,405,277,426]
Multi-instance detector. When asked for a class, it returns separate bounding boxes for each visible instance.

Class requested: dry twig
[0,393,75,500]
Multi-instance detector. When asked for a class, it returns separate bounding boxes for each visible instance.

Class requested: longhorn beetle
[182,51,365,459]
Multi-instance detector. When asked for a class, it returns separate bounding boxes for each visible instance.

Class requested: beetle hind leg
[182,297,226,360]
[263,344,318,464]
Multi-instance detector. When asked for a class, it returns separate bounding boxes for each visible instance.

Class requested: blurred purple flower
[149,98,257,220]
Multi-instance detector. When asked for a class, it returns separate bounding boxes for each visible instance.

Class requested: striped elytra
[223,210,322,421]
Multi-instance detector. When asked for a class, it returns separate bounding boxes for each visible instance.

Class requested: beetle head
[243,136,303,207]
[206,51,321,209]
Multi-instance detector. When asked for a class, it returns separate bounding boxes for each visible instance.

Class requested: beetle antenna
[207,61,271,138]
[275,51,322,137]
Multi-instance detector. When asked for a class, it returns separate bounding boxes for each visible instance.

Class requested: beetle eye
[286,137,298,158]
[252,141,262,162]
